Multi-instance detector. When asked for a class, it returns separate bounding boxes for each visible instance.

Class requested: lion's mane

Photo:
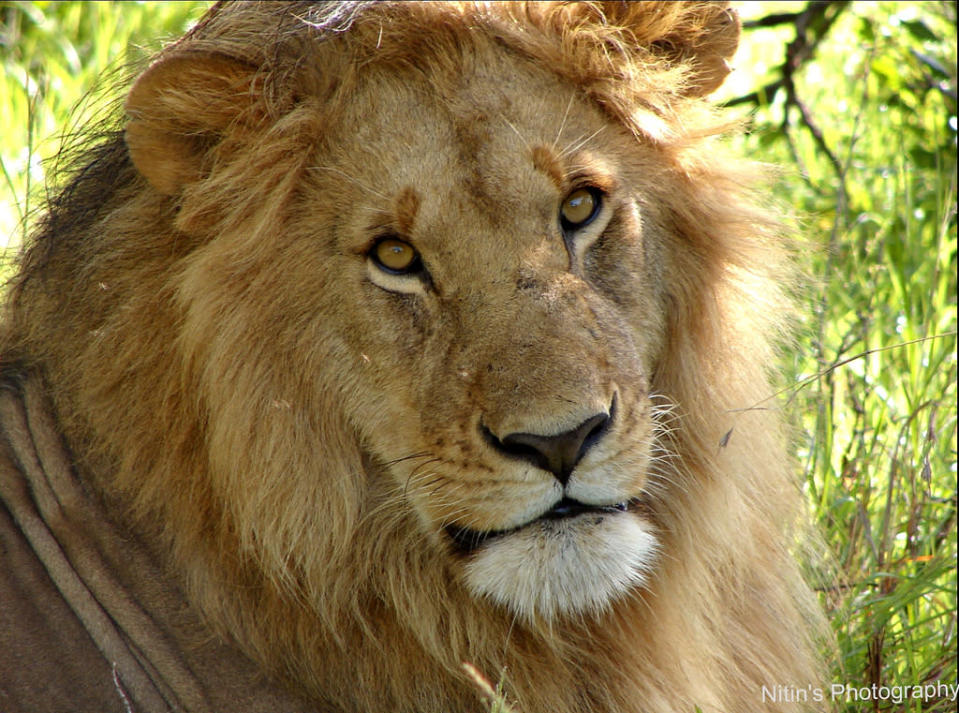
[2,2,828,712]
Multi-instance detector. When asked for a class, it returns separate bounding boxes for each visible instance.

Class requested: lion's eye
[371,237,421,274]
[560,187,602,230]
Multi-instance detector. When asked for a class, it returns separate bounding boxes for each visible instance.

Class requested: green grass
[1,0,208,245]
[727,3,957,711]
[2,2,956,712]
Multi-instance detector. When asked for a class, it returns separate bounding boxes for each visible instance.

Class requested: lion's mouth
[446,497,633,553]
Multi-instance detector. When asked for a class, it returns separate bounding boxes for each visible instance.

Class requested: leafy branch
[727,2,852,209]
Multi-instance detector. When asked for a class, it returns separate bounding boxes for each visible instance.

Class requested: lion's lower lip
[446,497,632,553]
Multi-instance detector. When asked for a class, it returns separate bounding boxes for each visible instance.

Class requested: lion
[0,2,829,712]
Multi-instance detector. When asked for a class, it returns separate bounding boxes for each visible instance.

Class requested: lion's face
[113,0,749,635]
[285,52,668,621]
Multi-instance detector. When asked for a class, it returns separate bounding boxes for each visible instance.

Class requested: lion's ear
[125,52,259,195]
[600,0,741,97]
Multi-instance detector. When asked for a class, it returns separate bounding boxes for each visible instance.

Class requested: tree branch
[724,1,851,108]
[742,12,803,30]
[725,1,852,212]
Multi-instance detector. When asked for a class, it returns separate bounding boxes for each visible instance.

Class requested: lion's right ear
[125,52,259,195]
[598,1,741,97]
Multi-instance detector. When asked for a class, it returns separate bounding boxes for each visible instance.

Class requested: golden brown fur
[2,2,828,711]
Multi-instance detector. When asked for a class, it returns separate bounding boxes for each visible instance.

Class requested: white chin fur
[462,513,658,622]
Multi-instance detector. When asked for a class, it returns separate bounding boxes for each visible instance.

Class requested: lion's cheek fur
[168,236,381,592]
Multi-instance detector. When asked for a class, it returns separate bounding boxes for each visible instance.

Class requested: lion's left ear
[125,51,260,195]
[601,0,741,96]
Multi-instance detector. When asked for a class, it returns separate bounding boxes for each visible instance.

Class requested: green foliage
[730,2,957,710]
[1,2,955,711]
[0,0,208,244]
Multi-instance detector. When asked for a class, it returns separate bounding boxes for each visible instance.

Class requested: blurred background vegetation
[719,4,956,712]
[1,2,956,711]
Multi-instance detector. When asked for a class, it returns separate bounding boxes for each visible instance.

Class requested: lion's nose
[487,410,611,485]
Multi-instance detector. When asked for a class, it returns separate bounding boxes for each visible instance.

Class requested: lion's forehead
[325,54,618,253]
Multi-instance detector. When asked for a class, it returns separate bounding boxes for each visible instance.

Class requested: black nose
[486,410,611,485]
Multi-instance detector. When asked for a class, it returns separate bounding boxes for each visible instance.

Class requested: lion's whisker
[387,451,433,467]
[501,117,531,152]
[557,125,606,160]
[552,93,576,152]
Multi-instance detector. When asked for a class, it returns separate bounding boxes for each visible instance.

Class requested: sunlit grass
[732,3,956,710]
[1,0,208,247]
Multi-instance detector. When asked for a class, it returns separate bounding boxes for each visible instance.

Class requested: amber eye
[371,237,421,274]
[560,187,601,229]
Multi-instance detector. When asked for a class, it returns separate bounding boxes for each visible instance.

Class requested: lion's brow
[530,144,565,189]
[394,185,421,235]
